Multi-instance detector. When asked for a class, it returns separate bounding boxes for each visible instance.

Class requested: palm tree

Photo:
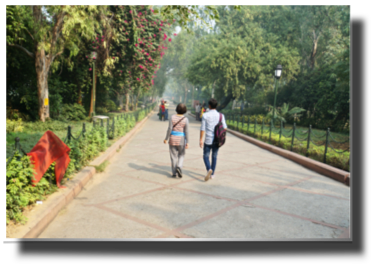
[267,103,306,123]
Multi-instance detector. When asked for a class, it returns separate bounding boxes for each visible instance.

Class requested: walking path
[39,103,350,239]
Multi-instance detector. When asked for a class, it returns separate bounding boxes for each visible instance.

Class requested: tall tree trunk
[184,84,188,104]
[217,94,234,112]
[35,46,50,122]
[77,81,82,105]
[310,30,319,70]
[88,72,97,116]
[125,92,130,111]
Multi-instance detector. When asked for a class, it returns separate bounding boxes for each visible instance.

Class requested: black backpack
[213,113,226,147]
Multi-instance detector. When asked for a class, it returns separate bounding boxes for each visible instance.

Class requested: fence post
[306,125,311,157]
[107,118,109,138]
[67,126,72,142]
[113,116,115,139]
[247,116,250,133]
[236,115,239,130]
[254,117,257,137]
[269,119,272,143]
[290,123,296,151]
[323,128,330,163]
[241,115,244,129]
[279,120,282,146]
[261,119,264,136]
[82,123,86,138]
[101,119,104,127]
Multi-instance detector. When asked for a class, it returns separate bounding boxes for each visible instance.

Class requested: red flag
[27,131,71,188]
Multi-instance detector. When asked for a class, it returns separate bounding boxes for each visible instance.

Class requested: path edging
[19,111,155,238]
[188,112,350,186]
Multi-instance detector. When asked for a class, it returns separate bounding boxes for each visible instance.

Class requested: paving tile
[250,188,350,228]
[183,205,343,239]
[103,188,233,230]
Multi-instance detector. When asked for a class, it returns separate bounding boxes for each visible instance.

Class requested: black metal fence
[225,114,350,164]
[6,103,157,167]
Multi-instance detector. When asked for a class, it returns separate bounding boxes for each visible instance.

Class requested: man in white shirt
[200,98,227,181]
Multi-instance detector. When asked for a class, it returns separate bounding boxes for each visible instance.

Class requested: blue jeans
[203,143,219,175]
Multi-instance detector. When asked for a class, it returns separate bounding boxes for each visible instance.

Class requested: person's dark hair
[208,98,218,109]
[176,103,187,114]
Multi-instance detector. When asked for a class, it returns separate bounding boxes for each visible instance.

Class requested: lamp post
[272,64,282,126]
[90,51,97,117]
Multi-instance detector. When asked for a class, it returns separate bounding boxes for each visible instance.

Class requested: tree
[7,5,99,121]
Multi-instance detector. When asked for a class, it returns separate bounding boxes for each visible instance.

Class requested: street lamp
[90,51,97,117]
[272,64,282,124]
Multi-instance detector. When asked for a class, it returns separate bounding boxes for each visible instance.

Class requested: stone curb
[20,110,155,238]
[188,112,350,186]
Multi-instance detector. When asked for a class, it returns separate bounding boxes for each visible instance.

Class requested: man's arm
[222,114,228,130]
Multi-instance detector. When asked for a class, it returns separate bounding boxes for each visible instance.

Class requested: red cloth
[160,104,165,113]
[27,130,71,188]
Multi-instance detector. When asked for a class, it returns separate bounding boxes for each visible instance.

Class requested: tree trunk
[217,94,234,112]
[88,72,97,116]
[310,30,319,70]
[118,93,123,108]
[77,82,82,105]
[211,80,216,98]
[184,84,188,104]
[125,92,130,111]
[35,46,50,122]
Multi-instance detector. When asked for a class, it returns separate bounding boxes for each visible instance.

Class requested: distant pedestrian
[200,104,206,119]
[164,103,189,178]
[159,100,166,121]
[195,103,201,121]
[164,101,169,120]
[200,98,227,181]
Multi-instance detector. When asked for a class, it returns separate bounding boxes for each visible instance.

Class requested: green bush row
[226,120,350,172]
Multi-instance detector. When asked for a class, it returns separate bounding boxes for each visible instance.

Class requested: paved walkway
[39,103,350,239]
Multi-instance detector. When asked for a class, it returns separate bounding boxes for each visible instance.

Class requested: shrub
[6,154,57,224]
[23,120,68,133]
[96,107,108,114]
[60,103,87,121]
[105,100,117,112]
[6,119,24,133]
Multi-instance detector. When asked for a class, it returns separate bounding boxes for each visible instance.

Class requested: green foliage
[105,100,117,112]
[6,154,57,224]
[6,118,24,133]
[96,107,108,114]
[60,104,87,121]
[23,120,68,133]
[226,118,349,171]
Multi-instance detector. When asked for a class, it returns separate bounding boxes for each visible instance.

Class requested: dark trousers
[203,143,219,175]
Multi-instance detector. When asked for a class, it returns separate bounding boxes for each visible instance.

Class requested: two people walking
[164,98,227,181]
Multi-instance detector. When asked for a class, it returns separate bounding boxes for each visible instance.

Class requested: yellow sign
[44,98,49,106]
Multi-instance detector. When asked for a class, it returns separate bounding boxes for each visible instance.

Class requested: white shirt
[200,109,227,145]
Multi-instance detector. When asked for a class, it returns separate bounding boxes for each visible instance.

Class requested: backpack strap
[173,116,186,129]
[219,113,222,123]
